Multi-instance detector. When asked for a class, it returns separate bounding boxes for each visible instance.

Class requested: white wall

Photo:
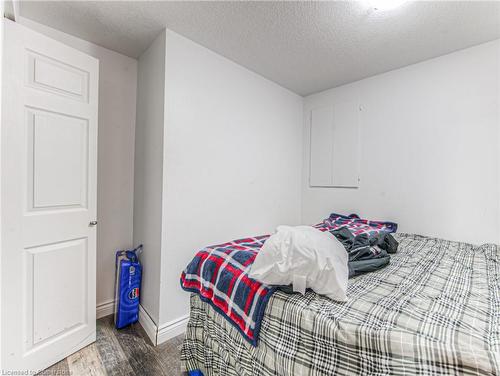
[0,1,4,364]
[303,40,500,245]
[18,17,138,308]
[133,31,166,325]
[158,30,303,325]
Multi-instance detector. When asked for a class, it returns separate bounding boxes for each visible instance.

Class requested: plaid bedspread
[181,234,500,375]
[180,214,397,345]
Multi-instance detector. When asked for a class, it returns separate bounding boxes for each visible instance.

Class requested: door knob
[89,221,98,226]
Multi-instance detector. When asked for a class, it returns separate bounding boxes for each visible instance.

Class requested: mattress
[181,234,500,375]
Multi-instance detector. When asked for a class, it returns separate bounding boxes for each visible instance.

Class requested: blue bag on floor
[114,245,143,329]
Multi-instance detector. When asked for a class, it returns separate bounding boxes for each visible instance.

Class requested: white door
[1,20,98,372]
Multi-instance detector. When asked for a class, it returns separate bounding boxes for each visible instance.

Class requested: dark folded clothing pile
[314,213,398,278]
[331,226,398,278]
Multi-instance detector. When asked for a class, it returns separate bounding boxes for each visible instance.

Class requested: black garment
[348,257,390,278]
[330,228,398,278]
[381,233,399,254]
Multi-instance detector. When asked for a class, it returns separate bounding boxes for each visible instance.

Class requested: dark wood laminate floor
[41,316,188,376]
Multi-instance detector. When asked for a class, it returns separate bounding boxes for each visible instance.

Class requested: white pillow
[249,225,348,302]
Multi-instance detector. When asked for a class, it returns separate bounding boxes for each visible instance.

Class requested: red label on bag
[128,288,139,299]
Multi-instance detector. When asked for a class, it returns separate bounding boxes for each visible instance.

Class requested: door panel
[27,238,88,348]
[1,20,98,372]
[28,108,89,210]
[27,50,90,102]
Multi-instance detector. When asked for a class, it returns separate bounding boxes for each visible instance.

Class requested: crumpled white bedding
[249,225,348,301]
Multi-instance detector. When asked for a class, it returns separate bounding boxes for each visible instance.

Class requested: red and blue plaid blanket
[180,213,397,345]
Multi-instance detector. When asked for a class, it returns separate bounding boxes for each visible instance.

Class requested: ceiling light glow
[369,0,408,11]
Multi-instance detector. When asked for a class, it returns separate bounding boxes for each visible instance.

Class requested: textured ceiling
[19,1,500,96]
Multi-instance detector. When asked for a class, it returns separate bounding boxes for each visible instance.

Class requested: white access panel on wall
[1,20,98,372]
[309,101,360,188]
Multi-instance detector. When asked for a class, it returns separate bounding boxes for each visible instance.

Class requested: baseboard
[156,315,189,345]
[96,300,115,319]
[96,301,187,346]
[138,304,159,345]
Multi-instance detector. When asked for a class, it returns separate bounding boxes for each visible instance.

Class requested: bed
[181,233,500,375]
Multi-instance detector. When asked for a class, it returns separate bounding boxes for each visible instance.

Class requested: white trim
[138,304,158,345]
[4,0,19,21]
[96,300,115,319]
[156,315,189,345]
[98,301,187,345]
[12,0,19,21]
